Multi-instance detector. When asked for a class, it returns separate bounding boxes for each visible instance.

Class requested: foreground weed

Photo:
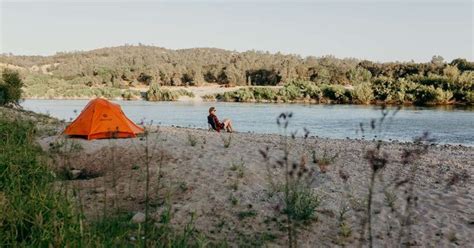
[358,105,433,247]
[187,131,198,146]
[229,194,239,206]
[221,133,232,148]
[230,157,246,178]
[131,123,162,245]
[396,132,433,245]
[178,181,189,192]
[260,112,320,248]
[337,204,352,242]
[237,210,257,220]
[312,149,338,173]
[384,190,397,211]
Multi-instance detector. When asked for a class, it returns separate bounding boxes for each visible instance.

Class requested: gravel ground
[38,126,474,247]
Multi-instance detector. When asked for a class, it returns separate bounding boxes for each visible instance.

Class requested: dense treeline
[213,79,468,105]
[0,45,472,104]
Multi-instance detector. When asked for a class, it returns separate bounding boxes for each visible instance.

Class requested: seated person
[208,107,233,132]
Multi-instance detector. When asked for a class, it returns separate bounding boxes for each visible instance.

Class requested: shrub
[0,70,23,106]
[466,91,474,104]
[253,87,278,102]
[146,83,194,101]
[413,85,439,105]
[222,134,232,148]
[353,82,374,104]
[321,84,352,103]
[279,83,301,101]
[121,89,141,100]
[305,84,323,100]
[290,80,323,100]
[202,94,216,101]
[435,88,453,104]
[348,67,372,84]
[235,88,255,102]
[395,79,417,103]
[443,65,460,79]
[217,91,237,102]
[284,181,320,221]
[187,131,198,146]
[175,89,195,98]
[371,76,394,101]
[452,71,474,102]
[410,74,455,91]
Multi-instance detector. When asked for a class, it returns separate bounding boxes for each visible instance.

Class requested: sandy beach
[37,125,474,247]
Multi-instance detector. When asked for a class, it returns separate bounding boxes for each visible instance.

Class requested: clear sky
[0,0,472,62]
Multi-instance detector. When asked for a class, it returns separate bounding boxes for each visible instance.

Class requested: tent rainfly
[64,98,144,140]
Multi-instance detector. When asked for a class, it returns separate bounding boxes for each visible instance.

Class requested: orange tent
[64,98,144,140]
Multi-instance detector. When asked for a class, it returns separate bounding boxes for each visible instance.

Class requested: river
[21,100,474,146]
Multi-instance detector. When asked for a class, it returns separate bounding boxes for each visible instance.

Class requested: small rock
[70,169,82,179]
[131,212,146,224]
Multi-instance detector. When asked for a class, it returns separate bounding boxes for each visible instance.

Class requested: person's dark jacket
[208,114,224,132]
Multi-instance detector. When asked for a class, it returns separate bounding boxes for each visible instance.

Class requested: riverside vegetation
[0,45,472,105]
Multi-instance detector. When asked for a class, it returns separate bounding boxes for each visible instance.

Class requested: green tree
[443,65,460,79]
[431,55,444,66]
[0,70,23,106]
[348,67,372,85]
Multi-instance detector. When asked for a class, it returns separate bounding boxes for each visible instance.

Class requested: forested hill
[0,45,359,87]
[0,45,473,104]
[1,45,472,87]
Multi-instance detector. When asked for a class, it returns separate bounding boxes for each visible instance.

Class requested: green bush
[413,85,440,105]
[147,83,194,101]
[234,88,255,102]
[290,80,322,100]
[435,88,454,104]
[121,89,141,100]
[217,91,237,102]
[273,80,322,102]
[452,71,474,102]
[410,74,454,91]
[0,70,23,106]
[348,67,372,84]
[284,181,320,221]
[321,84,352,103]
[252,87,278,102]
[371,77,395,101]
[202,94,216,101]
[279,83,301,101]
[466,91,474,104]
[305,84,323,100]
[353,82,374,104]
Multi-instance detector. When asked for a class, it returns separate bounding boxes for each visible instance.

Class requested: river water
[21,100,474,146]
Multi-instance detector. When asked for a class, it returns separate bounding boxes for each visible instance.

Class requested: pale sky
[0,0,472,62]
